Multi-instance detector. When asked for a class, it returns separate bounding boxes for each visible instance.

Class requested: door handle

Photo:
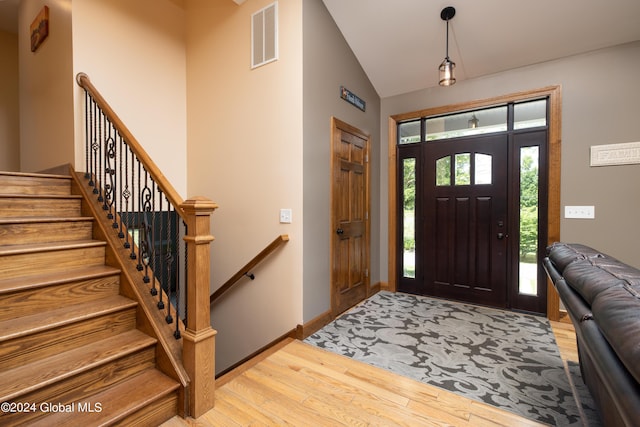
[336,228,344,235]
[497,233,506,240]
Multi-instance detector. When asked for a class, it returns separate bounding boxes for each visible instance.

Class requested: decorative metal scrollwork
[81,85,187,340]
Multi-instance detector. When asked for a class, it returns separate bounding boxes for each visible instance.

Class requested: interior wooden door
[331,118,370,316]
[423,134,509,308]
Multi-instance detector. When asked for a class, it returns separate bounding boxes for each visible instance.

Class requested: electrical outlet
[564,206,595,219]
[279,209,292,224]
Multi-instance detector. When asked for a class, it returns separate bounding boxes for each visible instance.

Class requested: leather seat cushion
[590,257,640,288]
[547,242,605,274]
[592,285,640,384]
[562,261,626,306]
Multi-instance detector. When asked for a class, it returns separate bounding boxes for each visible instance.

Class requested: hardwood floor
[162,320,581,426]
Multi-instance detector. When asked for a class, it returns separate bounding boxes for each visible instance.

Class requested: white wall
[0,29,19,171]
[380,41,640,272]
[19,0,74,172]
[72,0,188,196]
[185,0,303,373]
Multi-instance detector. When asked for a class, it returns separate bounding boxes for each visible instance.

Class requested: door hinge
[365,268,369,278]
[365,154,369,163]
[365,211,369,220]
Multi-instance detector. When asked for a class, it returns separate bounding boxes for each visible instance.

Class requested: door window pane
[514,99,547,130]
[519,146,539,295]
[436,156,451,186]
[402,158,416,278]
[455,153,471,185]
[475,153,492,184]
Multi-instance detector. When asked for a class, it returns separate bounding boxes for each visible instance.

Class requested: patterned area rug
[305,291,601,426]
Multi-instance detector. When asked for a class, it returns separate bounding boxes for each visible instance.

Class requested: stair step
[0,216,94,245]
[0,329,157,403]
[0,345,158,426]
[0,194,82,218]
[0,296,138,370]
[0,294,137,342]
[0,240,106,280]
[0,265,121,321]
[0,264,120,295]
[0,171,72,196]
[0,170,182,424]
[28,369,179,427]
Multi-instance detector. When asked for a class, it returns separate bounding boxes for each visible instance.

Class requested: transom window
[398,99,547,144]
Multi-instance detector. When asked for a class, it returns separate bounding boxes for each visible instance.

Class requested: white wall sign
[590,141,640,166]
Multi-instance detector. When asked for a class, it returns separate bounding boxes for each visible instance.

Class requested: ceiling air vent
[251,2,278,69]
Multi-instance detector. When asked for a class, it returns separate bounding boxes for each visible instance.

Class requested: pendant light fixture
[468,113,479,128]
[439,6,456,86]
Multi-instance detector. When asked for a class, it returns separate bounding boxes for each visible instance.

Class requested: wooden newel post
[181,196,218,418]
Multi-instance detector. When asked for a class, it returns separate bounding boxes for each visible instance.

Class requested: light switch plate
[565,206,595,219]
[279,209,292,223]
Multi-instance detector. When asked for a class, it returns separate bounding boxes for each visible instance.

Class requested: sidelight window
[402,158,416,278]
[519,146,540,295]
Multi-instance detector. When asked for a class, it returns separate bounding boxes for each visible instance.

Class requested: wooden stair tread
[29,369,180,427]
[0,169,183,423]
[0,329,157,402]
[0,295,137,342]
[0,171,71,180]
[0,216,93,225]
[0,193,81,199]
[0,265,120,295]
[0,239,106,256]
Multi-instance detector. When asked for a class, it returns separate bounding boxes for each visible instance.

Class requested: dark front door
[422,134,508,307]
[396,98,551,314]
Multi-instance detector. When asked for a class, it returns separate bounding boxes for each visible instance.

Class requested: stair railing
[76,72,216,417]
[210,234,289,304]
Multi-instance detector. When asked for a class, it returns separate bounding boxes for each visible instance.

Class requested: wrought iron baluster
[84,91,91,180]
[123,144,133,250]
[97,113,104,201]
[136,161,142,265]
[104,120,116,217]
[80,81,189,341]
[184,220,188,321]
[155,189,167,313]
[170,216,182,339]
[116,134,124,234]
[90,99,98,189]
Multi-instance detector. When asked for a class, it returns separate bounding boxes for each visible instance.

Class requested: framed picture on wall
[30,6,49,52]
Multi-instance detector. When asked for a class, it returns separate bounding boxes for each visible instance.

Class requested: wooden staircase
[0,171,180,426]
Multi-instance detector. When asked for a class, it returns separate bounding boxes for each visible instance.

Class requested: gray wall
[302,0,381,322]
[380,41,640,273]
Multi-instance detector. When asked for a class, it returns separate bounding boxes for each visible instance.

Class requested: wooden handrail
[210,234,289,304]
[75,72,185,219]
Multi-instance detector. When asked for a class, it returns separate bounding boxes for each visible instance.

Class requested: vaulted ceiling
[2,0,639,99]
[321,0,640,97]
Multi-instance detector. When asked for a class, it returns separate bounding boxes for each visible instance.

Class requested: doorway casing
[387,86,562,320]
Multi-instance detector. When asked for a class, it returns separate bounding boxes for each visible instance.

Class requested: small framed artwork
[30,6,50,52]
